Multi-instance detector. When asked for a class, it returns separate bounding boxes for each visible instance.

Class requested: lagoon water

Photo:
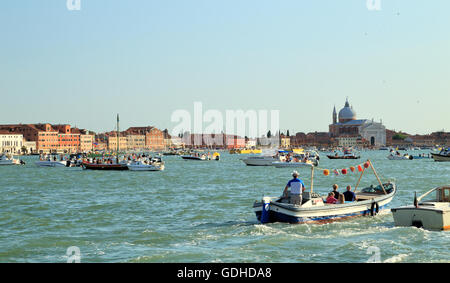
[1,151,449,263]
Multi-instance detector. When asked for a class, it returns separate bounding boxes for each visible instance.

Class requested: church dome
[338,99,356,122]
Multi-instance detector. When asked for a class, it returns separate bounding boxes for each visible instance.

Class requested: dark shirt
[343,190,356,202]
[331,190,340,200]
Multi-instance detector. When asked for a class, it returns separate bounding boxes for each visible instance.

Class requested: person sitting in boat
[283,171,305,206]
[331,184,340,200]
[338,194,345,204]
[326,192,338,204]
[343,185,357,202]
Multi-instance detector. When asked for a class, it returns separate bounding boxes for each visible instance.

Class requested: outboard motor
[20,160,26,165]
[260,197,271,224]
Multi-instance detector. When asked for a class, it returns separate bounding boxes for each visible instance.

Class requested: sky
[0,0,449,136]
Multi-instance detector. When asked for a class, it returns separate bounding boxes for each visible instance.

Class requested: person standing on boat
[283,171,305,206]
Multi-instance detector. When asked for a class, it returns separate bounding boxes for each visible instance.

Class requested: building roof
[334,119,368,126]
[338,98,356,121]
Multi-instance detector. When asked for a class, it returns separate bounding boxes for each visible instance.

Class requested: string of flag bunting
[318,161,371,176]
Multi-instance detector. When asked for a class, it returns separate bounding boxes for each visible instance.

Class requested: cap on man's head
[292,170,299,177]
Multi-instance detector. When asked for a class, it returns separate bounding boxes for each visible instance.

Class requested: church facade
[329,99,386,146]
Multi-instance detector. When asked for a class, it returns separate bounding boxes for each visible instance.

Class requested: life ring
[370,202,379,216]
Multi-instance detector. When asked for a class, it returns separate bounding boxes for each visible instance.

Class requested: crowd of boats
[30,153,165,171]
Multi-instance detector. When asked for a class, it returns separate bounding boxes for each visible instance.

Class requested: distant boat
[0,154,22,165]
[327,149,360,159]
[431,148,450,162]
[181,151,220,161]
[82,114,128,171]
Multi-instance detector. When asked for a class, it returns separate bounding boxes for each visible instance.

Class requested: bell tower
[332,105,337,124]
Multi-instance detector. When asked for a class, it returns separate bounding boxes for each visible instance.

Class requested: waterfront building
[54,124,80,153]
[124,126,165,151]
[280,136,291,148]
[126,134,146,151]
[0,132,24,154]
[23,141,37,154]
[145,128,165,150]
[108,135,128,151]
[79,130,95,153]
[329,98,386,146]
[36,124,59,153]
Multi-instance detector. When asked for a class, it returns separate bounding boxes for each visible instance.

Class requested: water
[0,151,449,263]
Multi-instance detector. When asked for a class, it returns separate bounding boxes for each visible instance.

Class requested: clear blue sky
[1,0,449,135]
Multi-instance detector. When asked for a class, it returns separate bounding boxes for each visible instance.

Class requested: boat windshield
[361,183,394,194]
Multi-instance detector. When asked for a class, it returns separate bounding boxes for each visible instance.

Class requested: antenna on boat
[116,113,120,164]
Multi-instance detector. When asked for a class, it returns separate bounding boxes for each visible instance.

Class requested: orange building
[53,124,80,153]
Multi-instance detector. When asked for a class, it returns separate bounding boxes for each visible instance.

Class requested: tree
[267,130,272,138]
[286,130,290,137]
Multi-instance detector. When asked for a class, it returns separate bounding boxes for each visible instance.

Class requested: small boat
[241,149,287,166]
[387,153,413,160]
[391,186,450,231]
[272,152,319,167]
[82,114,129,171]
[181,151,220,161]
[35,159,67,167]
[327,149,360,159]
[127,160,164,171]
[431,148,450,162]
[0,154,22,165]
[253,160,396,224]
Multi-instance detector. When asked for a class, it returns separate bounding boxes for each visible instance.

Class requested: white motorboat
[127,161,164,171]
[0,154,22,165]
[391,186,450,231]
[241,149,286,166]
[241,155,281,166]
[35,160,67,167]
[253,160,396,224]
[35,154,67,167]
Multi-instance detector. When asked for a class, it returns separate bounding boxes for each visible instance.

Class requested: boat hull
[391,206,450,231]
[35,161,67,167]
[327,155,360,159]
[431,153,450,162]
[387,155,413,160]
[272,162,316,168]
[241,158,276,166]
[253,189,396,224]
[181,156,206,161]
[81,163,129,170]
[0,160,20,165]
[127,164,164,171]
